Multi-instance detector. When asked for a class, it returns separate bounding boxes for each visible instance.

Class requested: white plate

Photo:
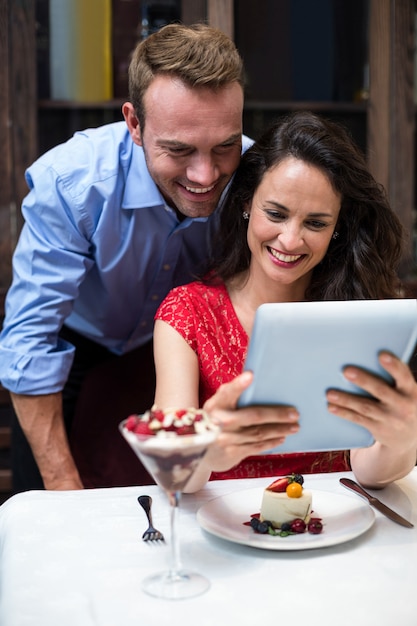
[197,488,375,550]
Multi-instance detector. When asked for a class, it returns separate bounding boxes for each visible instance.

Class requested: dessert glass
[119,413,219,600]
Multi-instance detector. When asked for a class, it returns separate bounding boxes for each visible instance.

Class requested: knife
[339,478,414,528]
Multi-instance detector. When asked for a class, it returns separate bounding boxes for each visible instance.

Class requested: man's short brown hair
[128,23,244,128]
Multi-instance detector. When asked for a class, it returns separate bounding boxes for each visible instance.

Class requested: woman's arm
[153,319,214,490]
[154,319,200,409]
[153,319,300,493]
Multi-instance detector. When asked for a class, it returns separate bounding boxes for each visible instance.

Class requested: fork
[137,495,165,542]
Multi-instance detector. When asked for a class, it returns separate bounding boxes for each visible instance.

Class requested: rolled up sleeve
[0,339,75,395]
[0,156,94,395]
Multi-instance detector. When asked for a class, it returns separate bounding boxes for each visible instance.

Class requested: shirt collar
[121,144,165,209]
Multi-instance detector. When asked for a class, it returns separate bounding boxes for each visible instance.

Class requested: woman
[153,111,417,491]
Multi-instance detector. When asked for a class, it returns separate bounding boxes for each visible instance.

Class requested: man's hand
[10,392,84,490]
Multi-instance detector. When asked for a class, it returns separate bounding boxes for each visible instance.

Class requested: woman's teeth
[269,248,302,263]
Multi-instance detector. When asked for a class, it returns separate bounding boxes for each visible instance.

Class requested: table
[0,469,416,626]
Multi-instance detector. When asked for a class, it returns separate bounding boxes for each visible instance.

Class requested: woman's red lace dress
[155,281,349,479]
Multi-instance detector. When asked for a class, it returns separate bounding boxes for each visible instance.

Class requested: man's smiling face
[132,75,244,219]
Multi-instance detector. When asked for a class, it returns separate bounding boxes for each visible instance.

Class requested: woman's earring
[242,211,250,220]
[332,231,339,240]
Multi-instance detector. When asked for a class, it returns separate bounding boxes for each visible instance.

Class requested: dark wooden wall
[0,0,37,498]
[0,0,37,313]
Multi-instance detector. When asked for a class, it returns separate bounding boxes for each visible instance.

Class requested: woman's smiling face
[246,156,341,292]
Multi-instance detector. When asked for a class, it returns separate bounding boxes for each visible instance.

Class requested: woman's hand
[184,371,300,492]
[326,351,417,486]
[202,371,300,472]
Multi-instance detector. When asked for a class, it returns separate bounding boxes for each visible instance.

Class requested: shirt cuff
[0,340,75,395]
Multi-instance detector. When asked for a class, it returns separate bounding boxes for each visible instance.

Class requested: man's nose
[186,155,219,186]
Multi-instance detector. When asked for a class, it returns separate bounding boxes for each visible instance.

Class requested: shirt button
[151,294,159,301]
[140,320,147,328]
[163,264,171,271]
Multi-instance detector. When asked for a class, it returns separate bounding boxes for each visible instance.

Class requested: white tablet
[237,299,417,453]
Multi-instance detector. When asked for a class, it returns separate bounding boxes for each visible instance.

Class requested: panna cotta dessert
[260,474,312,529]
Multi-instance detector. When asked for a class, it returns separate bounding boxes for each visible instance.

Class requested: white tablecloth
[0,470,416,626]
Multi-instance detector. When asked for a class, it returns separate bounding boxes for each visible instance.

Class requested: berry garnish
[286,482,303,498]
[249,517,271,534]
[257,521,271,534]
[267,473,305,493]
[176,425,196,436]
[125,415,138,432]
[123,406,216,438]
[150,408,165,422]
[266,477,289,492]
[245,514,323,537]
[292,473,304,485]
[308,519,323,534]
[290,518,307,533]
[133,421,154,436]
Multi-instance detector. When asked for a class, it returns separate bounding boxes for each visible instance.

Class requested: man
[0,23,252,491]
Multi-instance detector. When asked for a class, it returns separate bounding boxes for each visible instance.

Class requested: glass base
[142,569,210,600]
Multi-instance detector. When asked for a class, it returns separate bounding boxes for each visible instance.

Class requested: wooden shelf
[38,98,126,110]
[1,0,416,299]
[38,99,370,113]
[244,101,368,113]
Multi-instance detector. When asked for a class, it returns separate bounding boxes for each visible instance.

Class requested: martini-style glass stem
[168,491,182,579]
[119,416,219,599]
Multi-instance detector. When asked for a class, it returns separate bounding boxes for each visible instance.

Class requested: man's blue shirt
[0,121,252,394]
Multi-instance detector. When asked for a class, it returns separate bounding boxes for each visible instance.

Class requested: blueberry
[293,474,304,485]
[256,521,270,534]
[280,522,291,532]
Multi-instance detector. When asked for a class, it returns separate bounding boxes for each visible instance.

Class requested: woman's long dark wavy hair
[206,111,404,300]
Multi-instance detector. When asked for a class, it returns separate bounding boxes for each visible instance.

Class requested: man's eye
[169,148,190,155]
[163,145,192,156]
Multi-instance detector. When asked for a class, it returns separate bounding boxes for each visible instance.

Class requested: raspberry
[125,415,138,431]
[176,425,196,436]
[150,409,165,422]
[133,421,153,436]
